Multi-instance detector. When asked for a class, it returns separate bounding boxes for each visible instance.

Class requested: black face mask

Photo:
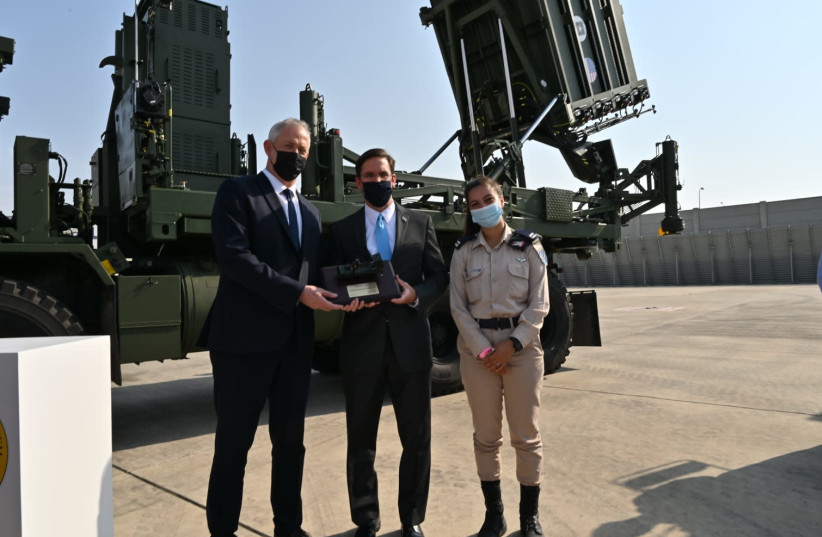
[271,150,307,182]
[361,180,393,207]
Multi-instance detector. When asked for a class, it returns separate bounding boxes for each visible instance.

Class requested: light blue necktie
[376,213,392,261]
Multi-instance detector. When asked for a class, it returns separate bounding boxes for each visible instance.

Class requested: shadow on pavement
[112,373,215,451]
[593,445,822,537]
[111,361,573,451]
[112,370,348,451]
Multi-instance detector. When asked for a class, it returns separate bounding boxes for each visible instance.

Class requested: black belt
[476,316,520,330]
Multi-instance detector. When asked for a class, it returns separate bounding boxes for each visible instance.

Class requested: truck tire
[0,278,85,337]
[540,272,571,374]
[428,293,462,396]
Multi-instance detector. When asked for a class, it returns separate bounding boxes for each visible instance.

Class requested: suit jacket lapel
[353,208,370,260]
[297,194,316,246]
[256,172,300,253]
[394,204,409,257]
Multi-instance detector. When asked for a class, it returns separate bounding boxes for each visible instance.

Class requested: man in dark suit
[199,118,345,537]
[329,148,449,537]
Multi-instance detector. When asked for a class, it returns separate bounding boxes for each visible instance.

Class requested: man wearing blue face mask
[328,148,448,537]
[449,175,550,537]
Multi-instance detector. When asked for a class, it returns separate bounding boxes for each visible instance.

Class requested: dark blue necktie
[376,213,391,261]
[283,189,300,248]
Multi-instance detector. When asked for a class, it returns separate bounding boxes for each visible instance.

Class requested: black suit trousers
[206,341,312,536]
[342,324,432,527]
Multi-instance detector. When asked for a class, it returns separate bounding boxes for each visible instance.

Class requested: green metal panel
[118,15,143,89]
[313,200,363,226]
[299,88,322,196]
[176,262,219,353]
[0,243,115,286]
[543,187,574,222]
[153,0,231,125]
[154,0,233,177]
[421,0,649,138]
[181,217,211,235]
[114,84,139,209]
[117,274,182,363]
[144,187,216,240]
[0,37,12,119]
[569,290,601,346]
[317,136,346,202]
[105,0,237,250]
[13,137,50,242]
[0,36,14,70]
[171,118,234,181]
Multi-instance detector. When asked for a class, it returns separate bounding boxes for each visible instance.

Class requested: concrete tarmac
[111,285,822,537]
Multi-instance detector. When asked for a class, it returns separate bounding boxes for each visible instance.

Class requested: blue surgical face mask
[470,202,503,228]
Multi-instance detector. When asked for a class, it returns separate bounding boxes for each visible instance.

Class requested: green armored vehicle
[0,0,681,394]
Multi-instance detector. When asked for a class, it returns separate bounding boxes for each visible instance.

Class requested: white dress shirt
[364,202,396,257]
[263,168,302,242]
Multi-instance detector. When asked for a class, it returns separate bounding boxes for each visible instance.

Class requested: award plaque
[322,255,402,305]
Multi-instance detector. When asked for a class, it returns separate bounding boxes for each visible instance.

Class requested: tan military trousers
[458,326,543,486]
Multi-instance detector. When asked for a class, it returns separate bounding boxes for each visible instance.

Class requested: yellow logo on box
[0,419,7,486]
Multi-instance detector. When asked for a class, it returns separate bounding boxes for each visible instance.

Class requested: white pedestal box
[0,336,113,537]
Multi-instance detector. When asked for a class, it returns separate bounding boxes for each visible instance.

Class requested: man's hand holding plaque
[322,254,402,306]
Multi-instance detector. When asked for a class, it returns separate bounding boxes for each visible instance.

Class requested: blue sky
[1,1,820,217]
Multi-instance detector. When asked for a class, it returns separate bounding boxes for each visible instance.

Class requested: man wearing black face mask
[328,148,448,537]
[199,118,348,537]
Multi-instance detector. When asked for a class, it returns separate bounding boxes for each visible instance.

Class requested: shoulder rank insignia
[454,233,478,250]
[509,229,548,266]
[508,229,538,250]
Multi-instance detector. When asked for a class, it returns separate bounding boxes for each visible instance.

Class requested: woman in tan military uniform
[449,176,549,537]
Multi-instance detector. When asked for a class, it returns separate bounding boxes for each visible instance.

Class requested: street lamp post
[699,187,705,210]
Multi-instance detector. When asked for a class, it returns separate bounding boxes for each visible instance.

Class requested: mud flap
[569,290,601,346]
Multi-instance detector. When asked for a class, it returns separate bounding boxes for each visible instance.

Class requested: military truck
[0,0,682,394]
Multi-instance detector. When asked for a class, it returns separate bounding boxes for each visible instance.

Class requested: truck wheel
[0,278,85,337]
[540,272,571,374]
[428,293,463,396]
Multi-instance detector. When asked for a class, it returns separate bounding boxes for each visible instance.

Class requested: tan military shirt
[449,224,550,358]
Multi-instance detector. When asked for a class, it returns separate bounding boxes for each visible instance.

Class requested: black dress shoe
[354,518,381,537]
[401,524,424,537]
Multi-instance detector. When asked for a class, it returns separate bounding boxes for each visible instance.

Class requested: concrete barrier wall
[622,196,822,237]
[556,224,822,287]
[557,195,822,287]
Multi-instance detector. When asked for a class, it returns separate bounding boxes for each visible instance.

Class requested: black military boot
[519,484,543,537]
[478,480,506,537]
